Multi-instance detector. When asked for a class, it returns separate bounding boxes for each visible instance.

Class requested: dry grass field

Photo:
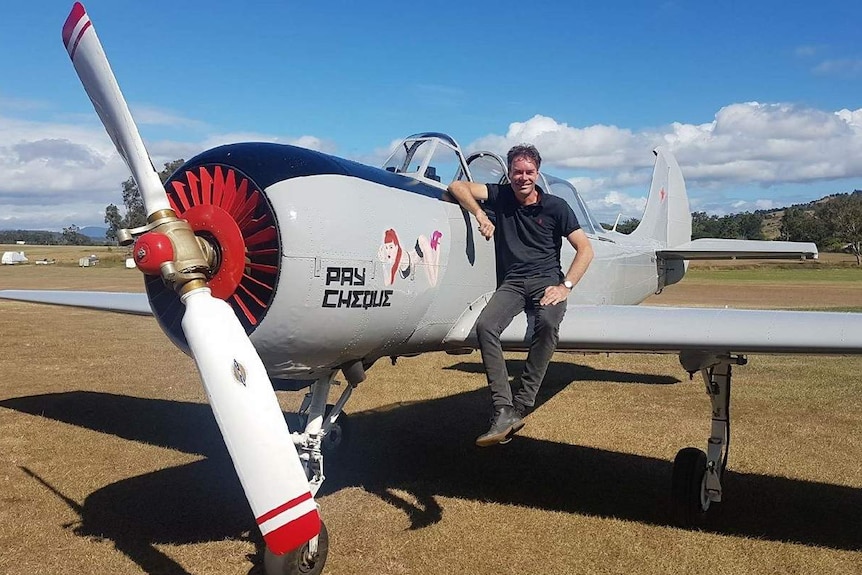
[1,249,860,575]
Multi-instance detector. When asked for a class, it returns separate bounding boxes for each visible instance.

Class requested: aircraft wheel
[321,407,350,454]
[671,447,710,527]
[264,520,329,575]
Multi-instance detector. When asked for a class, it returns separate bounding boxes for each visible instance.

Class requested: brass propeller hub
[121,209,217,295]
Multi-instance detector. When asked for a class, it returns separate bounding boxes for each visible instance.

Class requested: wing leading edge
[448,303,862,355]
[0,290,152,316]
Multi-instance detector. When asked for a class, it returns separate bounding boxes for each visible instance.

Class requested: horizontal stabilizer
[0,290,152,315]
[658,238,818,260]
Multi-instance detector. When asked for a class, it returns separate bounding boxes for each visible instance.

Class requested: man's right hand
[476,211,495,240]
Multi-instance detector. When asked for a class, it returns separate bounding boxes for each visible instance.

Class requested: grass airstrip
[0,246,860,574]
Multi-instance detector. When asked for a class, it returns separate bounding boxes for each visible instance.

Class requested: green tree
[615,217,640,234]
[105,159,185,241]
[62,224,93,246]
[780,206,831,247]
[104,203,122,243]
[692,212,721,239]
[815,193,862,265]
[737,212,764,240]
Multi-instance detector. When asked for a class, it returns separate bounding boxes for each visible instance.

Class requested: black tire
[264,520,329,575]
[671,447,709,527]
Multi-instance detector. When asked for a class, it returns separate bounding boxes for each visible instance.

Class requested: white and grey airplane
[2,3,861,575]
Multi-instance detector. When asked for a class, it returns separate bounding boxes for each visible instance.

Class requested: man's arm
[540,229,594,306]
[446,181,495,240]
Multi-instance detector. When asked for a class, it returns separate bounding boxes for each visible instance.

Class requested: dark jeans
[475,277,567,411]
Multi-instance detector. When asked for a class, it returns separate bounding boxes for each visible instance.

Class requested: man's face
[508,155,539,198]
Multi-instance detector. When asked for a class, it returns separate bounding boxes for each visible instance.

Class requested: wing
[447,302,862,355]
[0,290,152,315]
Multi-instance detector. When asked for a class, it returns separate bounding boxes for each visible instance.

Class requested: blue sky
[1,0,861,230]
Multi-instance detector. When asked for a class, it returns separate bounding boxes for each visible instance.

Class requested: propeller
[61,2,319,555]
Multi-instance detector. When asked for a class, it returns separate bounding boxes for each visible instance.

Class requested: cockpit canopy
[382,132,470,189]
[383,132,606,235]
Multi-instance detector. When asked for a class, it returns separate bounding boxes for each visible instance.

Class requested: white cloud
[812,59,862,77]
[464,103,862,221]
[589,191,648,222]
[130,104,211,131]
[4,99,862,230]
[0,111,337,230]
[794,45,821,58]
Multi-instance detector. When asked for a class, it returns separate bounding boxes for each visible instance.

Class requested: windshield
[460,152,507,184]
[544,174,598,235]
[382,133,467,187]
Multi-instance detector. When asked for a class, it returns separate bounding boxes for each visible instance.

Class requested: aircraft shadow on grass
[2,361,859,574]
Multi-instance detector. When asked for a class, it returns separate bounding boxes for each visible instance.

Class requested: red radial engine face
[145,164,281,341]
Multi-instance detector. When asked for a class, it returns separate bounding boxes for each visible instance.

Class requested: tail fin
[629,147,691,248]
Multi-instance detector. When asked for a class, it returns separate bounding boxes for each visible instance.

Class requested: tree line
[0,225,94,246]
[613,190,862,264]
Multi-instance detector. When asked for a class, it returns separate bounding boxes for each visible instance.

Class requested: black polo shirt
[486,183,581,283]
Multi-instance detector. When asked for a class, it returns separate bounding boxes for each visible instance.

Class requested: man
[447,144,593,447]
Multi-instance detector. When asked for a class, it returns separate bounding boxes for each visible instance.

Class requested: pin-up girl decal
[378,228,443,286]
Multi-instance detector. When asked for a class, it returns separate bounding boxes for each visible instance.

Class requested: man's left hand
[540,284,570,306]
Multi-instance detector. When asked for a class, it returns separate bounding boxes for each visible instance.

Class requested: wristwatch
[563,279,574,290]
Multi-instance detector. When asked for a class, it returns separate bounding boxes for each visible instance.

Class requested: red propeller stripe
[257,492,319,554]
[262,509,321,556]
[257,491,313,524]
[62,2,89,59]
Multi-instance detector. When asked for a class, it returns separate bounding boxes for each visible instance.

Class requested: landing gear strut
[291,365,361,495]
[672,352,746,526]
[267,361,365,575]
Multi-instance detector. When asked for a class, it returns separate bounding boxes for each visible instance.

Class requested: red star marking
[660,187,667,202]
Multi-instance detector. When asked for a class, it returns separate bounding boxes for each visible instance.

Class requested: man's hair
[507,143,542,170]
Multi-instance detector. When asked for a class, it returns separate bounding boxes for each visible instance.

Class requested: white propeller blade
[182,289,320,553]
[62,1,167,216]
[62,2,319,555]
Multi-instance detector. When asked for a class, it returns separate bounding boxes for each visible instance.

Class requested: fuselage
[156,142,670,380]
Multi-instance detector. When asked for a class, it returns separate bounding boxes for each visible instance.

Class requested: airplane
[1,3,861,574]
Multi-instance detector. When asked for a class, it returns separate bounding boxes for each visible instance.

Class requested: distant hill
[0,228,109,245]
[80,226,108,240]
[757,193,855,240]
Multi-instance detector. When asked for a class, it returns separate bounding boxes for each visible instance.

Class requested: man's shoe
[476,406,525,447]
[499,403,530,444]
[512,402,530,418]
